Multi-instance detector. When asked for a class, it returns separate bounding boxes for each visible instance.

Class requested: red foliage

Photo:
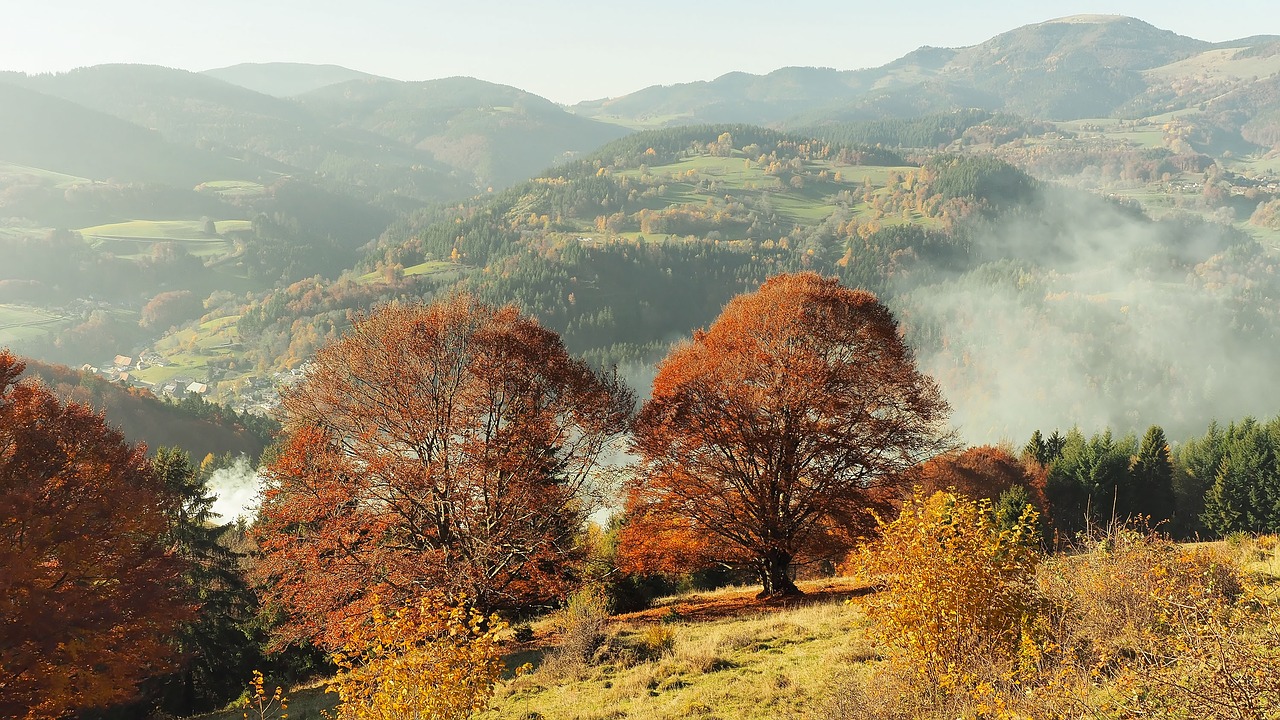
[916,445,1048,509]
[252,296,633,649]
[625,273,951,597]
[0,350,191,720]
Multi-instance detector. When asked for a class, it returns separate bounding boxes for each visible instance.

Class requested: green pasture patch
[78,219,249,260]
[0,304,72,344]
[355,261,462,285]
[196,180,267,199]
[0,161,91,188]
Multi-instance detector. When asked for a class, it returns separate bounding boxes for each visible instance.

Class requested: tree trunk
[757,549,802,598]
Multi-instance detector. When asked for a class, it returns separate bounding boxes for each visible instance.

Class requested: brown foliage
[252,296,633,649]
[626,273,950,597]
[0,350,191,719]
[916,444,1048,508]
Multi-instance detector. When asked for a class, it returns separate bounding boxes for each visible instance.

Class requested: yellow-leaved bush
[857,490,1043,682]
[326,596,506,720]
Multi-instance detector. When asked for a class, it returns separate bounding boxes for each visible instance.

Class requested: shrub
[541,586,612,677]
[639,624,677,658]
[856,490,1042,682]
[325,596,506,720]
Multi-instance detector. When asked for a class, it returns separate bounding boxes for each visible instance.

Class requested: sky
[1,1,1276,104]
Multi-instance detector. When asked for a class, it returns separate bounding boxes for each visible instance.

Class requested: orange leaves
[916,445,1048,511]
[253,296,633,649]
[627,273,950,597]
[0,350,191,719]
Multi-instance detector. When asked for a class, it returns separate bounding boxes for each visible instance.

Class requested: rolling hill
[572,15,1277,129]
[0,80,254,187]
[298,76,629,188]
[202,61,379,97]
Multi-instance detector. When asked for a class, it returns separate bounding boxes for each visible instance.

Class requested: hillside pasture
[78,219,250,260]
[133,315,243,389]
[620,155,917,227]
[0,304,72,345]
[195,180,267,199]
[0,161,91,188]
[354,260,461,285]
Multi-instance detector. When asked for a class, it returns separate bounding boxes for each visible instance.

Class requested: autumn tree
[253,296,633,649]
[916,445,1047,506]
[0,351,191,719]
[626,273,950,597]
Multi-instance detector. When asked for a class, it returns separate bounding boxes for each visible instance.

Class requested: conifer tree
[1128,426,1176,526]
[153,448,260,714]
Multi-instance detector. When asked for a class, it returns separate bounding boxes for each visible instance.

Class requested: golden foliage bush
[1037,528,1278,720]
[856,490,1043,681]
[325,596,505,720]
[831,514,1280,720]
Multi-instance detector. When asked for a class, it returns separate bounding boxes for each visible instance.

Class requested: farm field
[195,180,268,199]
[0,304,72,346]
[132,315,243,389]
[78,219,251,260]
[0,161,91,188]
[355,260,461,285]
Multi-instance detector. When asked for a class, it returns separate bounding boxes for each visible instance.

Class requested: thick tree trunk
[757,550,802,598]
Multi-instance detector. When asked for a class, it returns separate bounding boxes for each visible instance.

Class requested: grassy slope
[0,304,74,345]
[191,536,1280,720]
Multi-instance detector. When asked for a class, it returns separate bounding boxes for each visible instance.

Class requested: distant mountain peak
[1039,14,1134,25]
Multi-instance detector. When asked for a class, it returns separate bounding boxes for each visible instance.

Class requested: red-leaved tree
[253,296,633,649]
[916,445,1048,508]
[625,273,950,597]
[0,350,191,720]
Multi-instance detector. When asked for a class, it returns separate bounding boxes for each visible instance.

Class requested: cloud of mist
[895,193,1280,445]
[207,455,263,523]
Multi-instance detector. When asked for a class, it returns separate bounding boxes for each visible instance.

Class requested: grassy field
[79,219,251,260]
[186,532,1280,720]
[190,577,868,720]
[196,180,267,199]
[616,154,919,228]
[0,304,72,345]
[133,315,243,387]
[355,260,461,285]
[0,161,91,188]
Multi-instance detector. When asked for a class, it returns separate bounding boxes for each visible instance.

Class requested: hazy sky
[1,1,1274,103]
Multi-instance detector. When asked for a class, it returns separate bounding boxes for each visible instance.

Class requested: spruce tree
[152,448,261,714]
[1128,425,1176,526]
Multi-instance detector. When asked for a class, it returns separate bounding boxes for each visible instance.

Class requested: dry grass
[478,578,869,720]
[190,541,1280,720]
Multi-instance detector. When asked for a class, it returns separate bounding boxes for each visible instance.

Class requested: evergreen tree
[152,448,262,715]
[1128,425,1176,527]
[1202,418,1280,535]
[1023,430,1047,465]
[1174,420,1225,538]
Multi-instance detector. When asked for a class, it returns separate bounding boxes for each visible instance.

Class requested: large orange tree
[253,296,633,648]
[625,273,950,597]
[0,351,190,719]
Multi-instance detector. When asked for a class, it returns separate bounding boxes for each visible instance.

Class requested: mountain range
[2,13,1278,206]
